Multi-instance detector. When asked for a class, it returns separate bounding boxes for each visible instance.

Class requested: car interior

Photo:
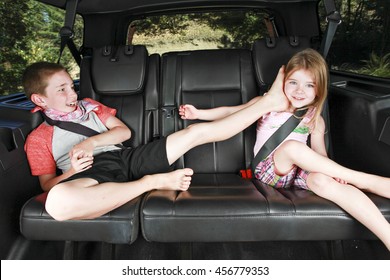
[1,0,390,260]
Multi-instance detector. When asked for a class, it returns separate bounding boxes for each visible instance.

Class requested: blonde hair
[284,48,329,130]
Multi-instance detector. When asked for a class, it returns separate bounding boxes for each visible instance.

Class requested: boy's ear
[30,93,47,107]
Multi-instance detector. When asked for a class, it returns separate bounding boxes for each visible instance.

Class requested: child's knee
[279,140,303,151]
[307,173,333,195]
[45,183,72,221]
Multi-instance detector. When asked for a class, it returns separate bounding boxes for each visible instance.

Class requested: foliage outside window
[0,0,83,96]
[128,11,269,54]
[326,0,390,78]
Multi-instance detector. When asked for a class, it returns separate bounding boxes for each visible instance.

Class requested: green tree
[1,0,83,95]
[0,0,29,95]
[329,0,390,77]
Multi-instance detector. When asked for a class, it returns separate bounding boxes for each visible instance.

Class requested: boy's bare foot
[263,66,289,112]
[144,168,194,191]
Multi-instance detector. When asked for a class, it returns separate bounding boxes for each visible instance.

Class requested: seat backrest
[160,49,258,173]
[80,45,160,147]
[252,36,311,93]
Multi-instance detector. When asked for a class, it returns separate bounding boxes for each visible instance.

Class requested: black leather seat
[141,49,261,242]
[19,45,158,257]
[141,39,390,245]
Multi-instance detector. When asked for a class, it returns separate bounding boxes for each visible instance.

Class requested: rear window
[128,10,270,54]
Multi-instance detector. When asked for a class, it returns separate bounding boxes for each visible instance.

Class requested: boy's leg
[165,67,289,165]
[273,140,390,198]
[307,173,390,250]
[45,168,193,221]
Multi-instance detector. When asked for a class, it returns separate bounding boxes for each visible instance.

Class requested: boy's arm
[38,149,95,191]
[70,115,131,159]
[180,96,263,121]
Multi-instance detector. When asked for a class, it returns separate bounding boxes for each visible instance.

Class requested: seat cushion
[141,174,390,242]
[20,192,141,244]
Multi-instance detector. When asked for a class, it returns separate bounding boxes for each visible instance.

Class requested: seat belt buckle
[162,106,176,119]
[239,169,253,179]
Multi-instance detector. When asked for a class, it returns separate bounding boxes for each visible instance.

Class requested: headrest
[177,49,251,92]
[91,45,148,95]
[252,37,311,88]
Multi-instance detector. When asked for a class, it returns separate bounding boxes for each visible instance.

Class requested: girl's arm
[310,116,327,157]
[179,96,263,121]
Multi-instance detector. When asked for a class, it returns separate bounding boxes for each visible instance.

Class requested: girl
[179,48,390,250]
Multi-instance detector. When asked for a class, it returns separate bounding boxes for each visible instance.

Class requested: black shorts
[64,137,172,184]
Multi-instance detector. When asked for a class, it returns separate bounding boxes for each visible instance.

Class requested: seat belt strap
[161,55,180,137]
[41,113,125,149]
[58,0,81,65]
[320,0,341,58]
[251,109,307,174]
[41,113,100,137]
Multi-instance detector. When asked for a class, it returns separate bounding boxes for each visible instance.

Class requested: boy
[23,62,288,221]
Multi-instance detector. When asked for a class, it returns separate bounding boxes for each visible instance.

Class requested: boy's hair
[22,62,67,100]
[284,48,329,129]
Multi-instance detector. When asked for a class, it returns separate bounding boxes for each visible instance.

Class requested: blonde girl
[179,49,390,250]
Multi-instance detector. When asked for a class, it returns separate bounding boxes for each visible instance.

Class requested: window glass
[128,10,269,54]
[326,0,390,78]
[0,1,83,96]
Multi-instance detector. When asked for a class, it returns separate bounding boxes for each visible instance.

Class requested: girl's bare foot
[143,168,194,191]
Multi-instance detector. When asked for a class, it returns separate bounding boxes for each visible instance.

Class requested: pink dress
[253,109,315,189]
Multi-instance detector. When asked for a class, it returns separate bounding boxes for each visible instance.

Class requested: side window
[0,2,83,96]
[127,11,269,54]
[327,0,390,79]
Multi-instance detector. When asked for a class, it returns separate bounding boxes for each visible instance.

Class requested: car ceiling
[36,0,322,50]
[37,0,320,15]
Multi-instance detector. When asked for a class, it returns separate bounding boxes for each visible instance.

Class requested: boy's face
[284,69,316,109]
[34,70,78,113]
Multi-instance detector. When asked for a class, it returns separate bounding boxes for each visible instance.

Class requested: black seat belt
[320,0,342,58]
[251,109,307,174]
[41,113,125,148]
[41,112,99,137]
[58,0,81,66]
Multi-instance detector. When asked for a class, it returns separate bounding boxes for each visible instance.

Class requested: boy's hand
[70,150,93,173]
[179,104,199,120]
[71,138,95,158]
[69,139,95,173]
[265,66,290,112]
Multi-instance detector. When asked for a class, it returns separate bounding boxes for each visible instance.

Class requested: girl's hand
[69,149,94,173]
[334,177,348,184]
[179,104,199,120]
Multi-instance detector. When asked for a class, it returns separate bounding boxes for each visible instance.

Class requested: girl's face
[40,70,78,113]
[284,69,317,110]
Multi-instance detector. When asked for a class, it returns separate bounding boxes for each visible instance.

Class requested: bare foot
[144,168,194,191]
[264,66,289,112]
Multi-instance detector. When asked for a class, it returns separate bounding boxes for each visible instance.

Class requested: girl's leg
[307,172,390,250]
[273,140,390,198]
[45,168,193,221]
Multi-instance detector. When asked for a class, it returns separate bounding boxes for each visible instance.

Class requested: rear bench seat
[141,38,390,246]
[16,39,390,259]
[19,45,157,257]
